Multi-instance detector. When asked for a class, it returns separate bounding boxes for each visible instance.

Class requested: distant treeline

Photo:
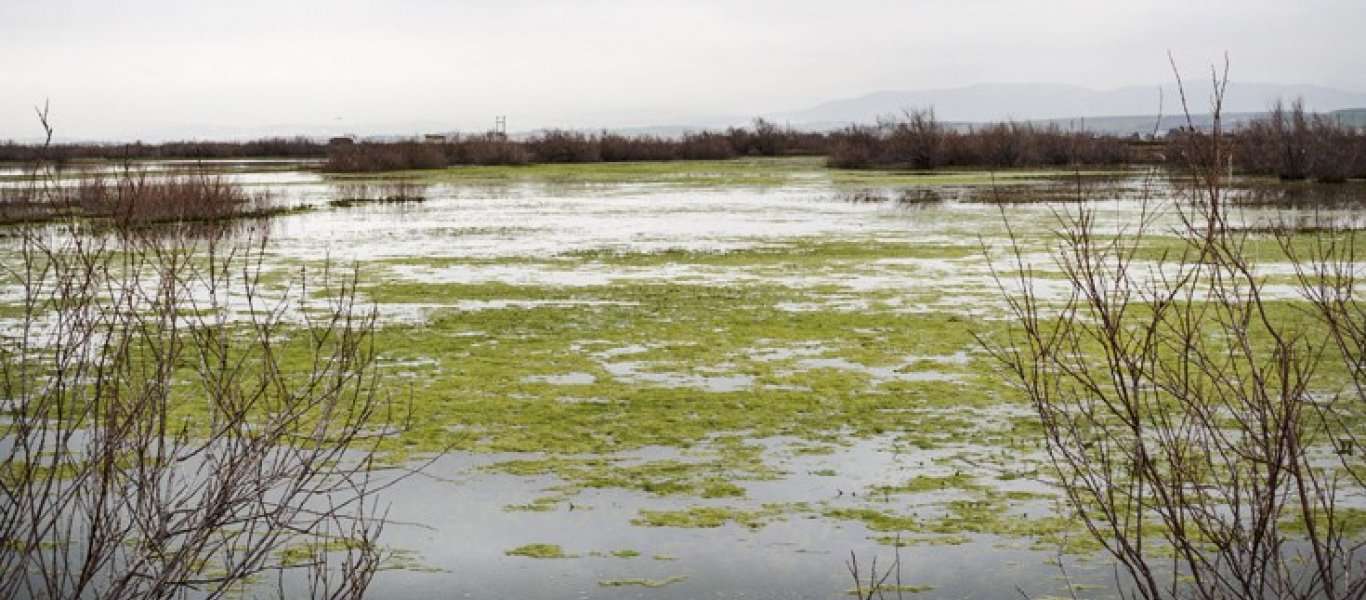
[7,107,1362,180]
[825,109,1135,169]
[321,120,828,172]
[0,137,326,163]
[0,120,828,171]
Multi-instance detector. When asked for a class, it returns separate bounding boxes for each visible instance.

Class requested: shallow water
[357,437,1107,600]
[5,160,1363,599]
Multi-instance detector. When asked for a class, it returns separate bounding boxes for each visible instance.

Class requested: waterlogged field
[4,157,1365,598]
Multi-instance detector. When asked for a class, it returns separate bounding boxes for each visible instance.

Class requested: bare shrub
[884,108,945,169]
[2,168,289,227]
[330,181,427,207]
[0,185,70,225]
[1272,99,1314,181]
[83,172,281,225]
[0,108,412,600]
[730,118,787,156]
[982,57,1366,600]
[826,125,881,169]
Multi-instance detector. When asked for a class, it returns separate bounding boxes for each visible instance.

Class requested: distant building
[328,136,356,146]
[423,134,447,144]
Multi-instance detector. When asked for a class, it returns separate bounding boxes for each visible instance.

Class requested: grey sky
[3,0,1364,140]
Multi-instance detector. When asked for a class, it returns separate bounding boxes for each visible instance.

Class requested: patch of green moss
[825,487,1103,555]
[566,239,981,267]
[276,537,370,567]
[632,504,802,529]
[503,495,564,512]
[1280,507,1366,538]
[870,473,983,495]
[505,543,575,559]
[353,275,1002,460]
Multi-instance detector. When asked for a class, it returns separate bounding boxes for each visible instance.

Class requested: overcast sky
[2,0,1364,140]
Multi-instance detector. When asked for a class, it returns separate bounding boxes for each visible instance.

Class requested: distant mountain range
[583,83,1366,139]
[768,82,1366,129]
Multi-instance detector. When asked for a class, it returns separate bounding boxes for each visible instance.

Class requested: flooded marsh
[3,157,1363,599]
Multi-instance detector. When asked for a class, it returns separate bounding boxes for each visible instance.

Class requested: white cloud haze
[2,0,1363,140]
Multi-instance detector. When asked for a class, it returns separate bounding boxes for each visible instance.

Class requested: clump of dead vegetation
[1,170,300,227]
[329,181,427,207]
[1,170,295,227]
[2,107,300,228]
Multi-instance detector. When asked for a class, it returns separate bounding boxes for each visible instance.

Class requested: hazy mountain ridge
[772,82,1366,127]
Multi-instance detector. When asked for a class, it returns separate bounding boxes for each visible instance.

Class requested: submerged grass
[631,504,801,529]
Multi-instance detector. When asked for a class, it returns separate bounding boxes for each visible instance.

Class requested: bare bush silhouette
[1,106,412,600]
[981,57,1366,600]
